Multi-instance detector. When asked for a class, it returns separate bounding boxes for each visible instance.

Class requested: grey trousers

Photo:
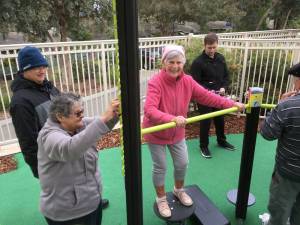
[148,139,188,187]
[268,170,300,225]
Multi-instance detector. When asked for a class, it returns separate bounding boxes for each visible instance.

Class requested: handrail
[261,103,276,109]
[141,103,277,135]
[142,106,241,135]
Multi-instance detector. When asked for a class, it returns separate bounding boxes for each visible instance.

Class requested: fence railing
[1,29,300,147]
[213,29,300,39]
[218,38,300,114]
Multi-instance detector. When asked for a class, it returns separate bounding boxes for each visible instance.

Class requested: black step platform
[153,185,230,225]
[187,185,230,225]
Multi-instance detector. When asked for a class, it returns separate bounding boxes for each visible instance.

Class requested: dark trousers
[198,104,226,147]
[268,171,300,225]
[45,201,102,225]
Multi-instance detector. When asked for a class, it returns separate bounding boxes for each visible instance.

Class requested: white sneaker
[156,196,171,218]
[259,213,270,225]
[173,187,193,206]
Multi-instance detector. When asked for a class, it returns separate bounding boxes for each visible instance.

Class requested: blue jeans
[45,201,102,225]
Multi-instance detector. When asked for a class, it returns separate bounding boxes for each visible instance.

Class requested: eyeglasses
[72,109,84,118]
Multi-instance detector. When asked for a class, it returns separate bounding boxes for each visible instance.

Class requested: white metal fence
[214,29,300,39]
[1,29,300,147]
[0,37,186,145]
[218,38,300,106]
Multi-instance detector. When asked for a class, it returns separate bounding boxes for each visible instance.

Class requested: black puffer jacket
[10,74,60,178]
[190,51,230,91]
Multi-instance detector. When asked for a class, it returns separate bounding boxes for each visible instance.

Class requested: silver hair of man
[49,92,82,123]
[163,50,186,64]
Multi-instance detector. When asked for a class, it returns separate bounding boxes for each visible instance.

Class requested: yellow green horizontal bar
[141,102,277,135]
[141,106,240,135]
[261,103,276,109]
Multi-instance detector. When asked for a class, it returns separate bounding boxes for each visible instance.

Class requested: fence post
[187,33,193,47]
[238,40,249,102]
[101,42,109,107]
[293,32,300,64]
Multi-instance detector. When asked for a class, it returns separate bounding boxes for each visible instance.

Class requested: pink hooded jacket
[143,69,235,145]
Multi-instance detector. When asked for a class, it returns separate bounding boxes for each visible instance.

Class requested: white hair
[163,50,186,64]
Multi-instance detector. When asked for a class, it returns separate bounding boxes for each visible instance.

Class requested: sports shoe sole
[218,144,236,151]
[201,152,212,158]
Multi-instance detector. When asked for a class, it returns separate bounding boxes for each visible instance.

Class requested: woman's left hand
[101,99,120,122]
[233,102,245,112]
[172,116,187,127]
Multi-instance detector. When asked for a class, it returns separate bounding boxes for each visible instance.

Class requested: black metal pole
[115,1,143,225]
[235,107,260,219]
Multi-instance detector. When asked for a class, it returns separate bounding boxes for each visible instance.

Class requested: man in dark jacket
[260,63,300,225]
[10,46,60,178]
[190,33,235,158]
[10,46,110,208]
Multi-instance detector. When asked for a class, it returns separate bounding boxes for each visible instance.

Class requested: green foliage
[179,38,243,96]
[0,81,12,112]
[0,0,113,42]
[139,0,246,34]
[70,26,92,41]
[237,1,271,31]
[218,48,243,95]
[181,38,242,77]
[0,94,10,112]
[71,53,118,87]
[2,58,18,74]
[248,50,292,103]
[72,55,99,82]
[0,1,15,36]
[7,0,52,42]
[287,16,300,29]
[181,38,203,73]
[271,0,300,29]
[138,0,300,35]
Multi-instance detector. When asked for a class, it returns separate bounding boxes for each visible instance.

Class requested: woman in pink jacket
[143,45,244,218]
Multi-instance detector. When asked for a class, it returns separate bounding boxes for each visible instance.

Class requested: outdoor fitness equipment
[154,185,230,225]
[143,88,276,224]
[115,1,276,224]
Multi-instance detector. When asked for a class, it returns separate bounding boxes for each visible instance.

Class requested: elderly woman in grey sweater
[37,92,119,225]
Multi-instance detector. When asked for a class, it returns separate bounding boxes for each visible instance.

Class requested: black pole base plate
[227,189,256,206]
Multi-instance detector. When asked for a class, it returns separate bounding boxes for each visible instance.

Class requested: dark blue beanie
[18,46,48,72]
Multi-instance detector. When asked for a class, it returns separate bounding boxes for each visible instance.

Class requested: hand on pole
[219,87,226,96]
[233,102,245,112]
[172,116,187,127]
[101,99,120,123]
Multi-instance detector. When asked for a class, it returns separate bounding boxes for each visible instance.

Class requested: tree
[0,0,113,42]
[255,0,280,30]
[0,0,16,40]
[272,0,300,29]
[139,0,182,35]
[191,0,246,32]
[138,0,300,34]
[139,0,247,35]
